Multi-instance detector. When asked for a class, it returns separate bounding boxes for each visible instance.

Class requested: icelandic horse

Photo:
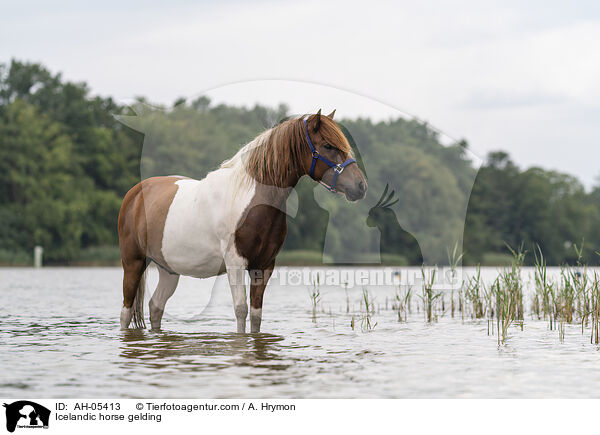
[118,110,367,333]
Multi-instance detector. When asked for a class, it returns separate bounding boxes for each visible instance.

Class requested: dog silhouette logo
[3,401,50,433]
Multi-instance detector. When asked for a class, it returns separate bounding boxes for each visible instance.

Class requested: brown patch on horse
[250,263,274,313]
[234,185,289,271]
[118,176,181,271]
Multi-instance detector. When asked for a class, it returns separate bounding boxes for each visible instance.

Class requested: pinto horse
[118,110,367,333]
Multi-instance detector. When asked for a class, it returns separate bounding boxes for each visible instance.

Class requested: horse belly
[163,239,224,278]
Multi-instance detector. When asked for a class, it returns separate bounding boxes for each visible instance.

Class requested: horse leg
[225,253,248,333]
[249,263,274,333]
[120,258,147,329]
[149,266,180,330]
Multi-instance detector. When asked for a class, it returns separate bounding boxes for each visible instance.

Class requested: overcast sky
[2,0,599,188]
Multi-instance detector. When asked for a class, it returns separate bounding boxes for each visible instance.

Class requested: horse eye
[324,144,334,150]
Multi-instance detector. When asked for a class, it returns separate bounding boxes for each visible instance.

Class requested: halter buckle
[334,164,344,174]
[312,150,319,158]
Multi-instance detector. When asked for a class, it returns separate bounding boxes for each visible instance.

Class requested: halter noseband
[304,119,356,193]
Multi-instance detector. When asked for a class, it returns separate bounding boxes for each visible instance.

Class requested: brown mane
[242,115,353,187]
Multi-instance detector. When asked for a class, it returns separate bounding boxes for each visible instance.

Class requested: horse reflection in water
[119,330,289,372]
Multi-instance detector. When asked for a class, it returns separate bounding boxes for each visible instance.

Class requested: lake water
[2,266,600,398]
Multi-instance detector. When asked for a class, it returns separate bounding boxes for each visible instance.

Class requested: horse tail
[132,269,147,328]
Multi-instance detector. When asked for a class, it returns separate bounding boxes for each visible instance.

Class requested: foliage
[464,152,600,265]
[1,59,600,265]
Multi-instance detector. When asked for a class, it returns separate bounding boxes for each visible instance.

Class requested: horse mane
[221,114,353,188]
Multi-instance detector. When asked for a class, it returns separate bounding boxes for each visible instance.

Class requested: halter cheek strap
[304,119,356,193]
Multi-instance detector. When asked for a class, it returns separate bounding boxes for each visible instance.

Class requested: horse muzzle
[344,180,367,202]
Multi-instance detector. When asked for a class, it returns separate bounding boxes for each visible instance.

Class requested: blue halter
[304,119,356,193]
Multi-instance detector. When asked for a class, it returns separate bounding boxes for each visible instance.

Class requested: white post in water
[34,246,43,268]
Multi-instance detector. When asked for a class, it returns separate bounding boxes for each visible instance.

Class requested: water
[2,266,600,398]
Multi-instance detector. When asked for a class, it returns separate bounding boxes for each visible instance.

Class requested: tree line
[0,60,598,265]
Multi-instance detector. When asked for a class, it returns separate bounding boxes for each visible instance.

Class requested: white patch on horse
[160,172,255,278]
[225,249,249,333]
[120,306,133,329]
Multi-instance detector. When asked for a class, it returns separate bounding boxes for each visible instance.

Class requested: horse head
[303,109,367,201]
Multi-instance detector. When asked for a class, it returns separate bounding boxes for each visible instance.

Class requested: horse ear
[327,109,336,119]
[312,109,322,130]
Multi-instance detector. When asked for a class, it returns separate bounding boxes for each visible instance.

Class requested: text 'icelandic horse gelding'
[118,110,367,333]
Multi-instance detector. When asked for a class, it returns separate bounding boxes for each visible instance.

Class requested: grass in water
[534,241,591,340]
[492,244,525,345]
[447,241,465,275]
[534,245,555,329]
[465,264,485,319]
[331,242,600,345]
[392,283,412,322]
[360,287,377,331]
[420,267,441,323]
[590,273,600,344]
[309,276,321,323]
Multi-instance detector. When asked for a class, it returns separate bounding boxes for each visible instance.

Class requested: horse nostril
[358,181,366,192]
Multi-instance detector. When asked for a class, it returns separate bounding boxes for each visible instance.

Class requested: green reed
[447,241,464,275]
[465,264,485,319]
[392,284,412,322]
[360,287,377,331]
[446,242,466,320]
[492,245,525,344]
[309,276,321,322]
[420,267,441,323]
[589,273,600,344]
[571,242,590,327]
[534,245,555,329]
[458,287,467,320]
[533,242,593,340]
[558,266,576,324]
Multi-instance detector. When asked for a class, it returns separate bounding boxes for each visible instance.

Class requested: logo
[3,401,50,433]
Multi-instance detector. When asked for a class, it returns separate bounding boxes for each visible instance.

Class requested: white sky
[2,0,599,188]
